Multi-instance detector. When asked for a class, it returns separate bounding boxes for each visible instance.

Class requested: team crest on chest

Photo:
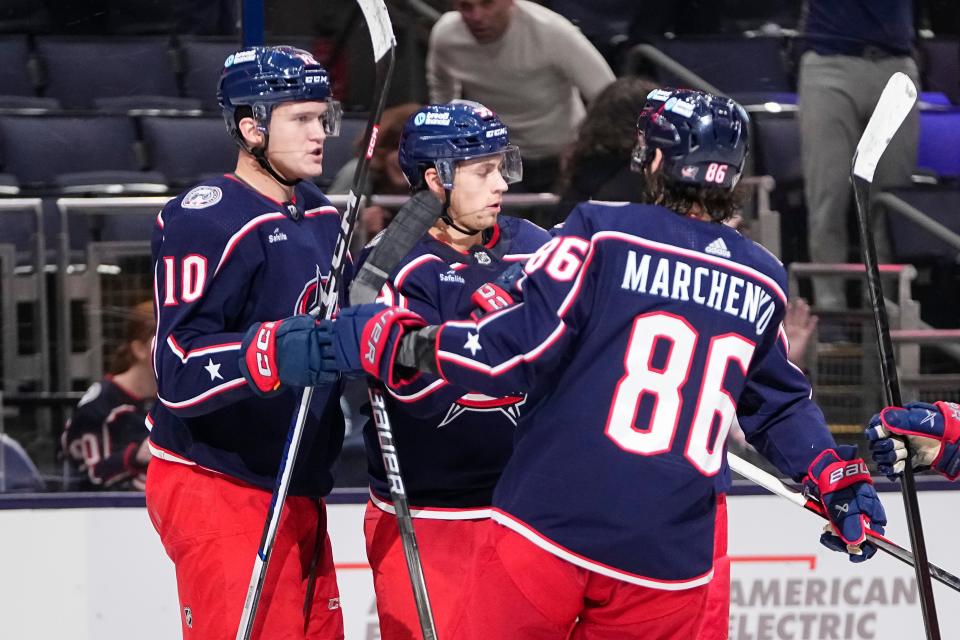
[181,186,222,209]
[295,267,331,315]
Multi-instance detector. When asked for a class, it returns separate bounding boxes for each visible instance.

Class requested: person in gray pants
[798,0,919,316]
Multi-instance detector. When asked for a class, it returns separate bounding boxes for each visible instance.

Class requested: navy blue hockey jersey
[423,201,837,588]
[360,216,551,515]
[62,376,151,490]
[148,175,347,497]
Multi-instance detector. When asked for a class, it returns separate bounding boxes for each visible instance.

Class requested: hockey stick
[236,2,396,638]
[349,190,444,639]
[728,453,960,593]
[851,72,941,639]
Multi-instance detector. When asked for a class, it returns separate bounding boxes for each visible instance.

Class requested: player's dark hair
[559,77,657,193]
[107,301,156,375]
[644,170,748,223]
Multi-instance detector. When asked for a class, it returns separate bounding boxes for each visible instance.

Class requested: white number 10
[604,311,755,476]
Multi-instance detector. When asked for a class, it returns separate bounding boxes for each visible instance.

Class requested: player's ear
[238,116,264,148]
[130,338,151,363]
[423,167,446,199]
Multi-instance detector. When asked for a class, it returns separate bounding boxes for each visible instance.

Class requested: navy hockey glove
[802,446,886,563]
[239,315,336,395]
[469,282,515,321]
[865,401,960,481]
[494,261,525,293]
[315,303,427,386]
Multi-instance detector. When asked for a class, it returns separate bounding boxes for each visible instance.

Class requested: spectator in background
[554,76,656,226]
[61,301,155,490]
[798,0,919,317]
[329,102,422,248]
[427,0,615,194]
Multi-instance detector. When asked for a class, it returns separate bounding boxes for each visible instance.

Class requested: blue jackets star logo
[464,332,482,356]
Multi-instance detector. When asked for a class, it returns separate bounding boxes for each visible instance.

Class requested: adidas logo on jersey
[704,237,731,258]
[268,228,288,244]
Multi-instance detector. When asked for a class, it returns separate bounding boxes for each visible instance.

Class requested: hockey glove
[802,446,886,563]
[494,261,526,293]
[469,282,515,321]
[865,401,960,481]
[239,315,337,395]
[315,303,427,386]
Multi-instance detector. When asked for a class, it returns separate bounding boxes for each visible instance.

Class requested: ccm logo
[828,462,867,485]
[255,322,275,376]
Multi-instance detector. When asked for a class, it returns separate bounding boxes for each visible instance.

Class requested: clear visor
[434,145,523,189]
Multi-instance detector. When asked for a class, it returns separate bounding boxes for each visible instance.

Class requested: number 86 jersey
[426,200,837,588]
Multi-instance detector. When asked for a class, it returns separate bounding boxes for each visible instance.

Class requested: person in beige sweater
[427,0,615,193]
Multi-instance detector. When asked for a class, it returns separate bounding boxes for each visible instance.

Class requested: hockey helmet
[217,46,342,149]
[398,101,522,190]
[633,88,749,190]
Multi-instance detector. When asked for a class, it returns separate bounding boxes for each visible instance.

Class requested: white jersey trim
[491,509,714,591]
[158,377,247,409]
[370,491,492,521]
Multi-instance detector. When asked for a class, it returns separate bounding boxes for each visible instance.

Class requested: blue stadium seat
[654,36,793,95]
[316,114,368,189]
[0,114,151,190]
[881,186,960,263]
[0,34,36,97]
[918,109,960,177]
[750,109,807,263]
[35,36,180,110]
[0,434,45,492]
[140,115,237,186]
[918,38,960,104]
[179,36,238,111]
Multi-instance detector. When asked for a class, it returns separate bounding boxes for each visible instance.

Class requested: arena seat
[918,37,960,104]
[0,34,36,97]
[140,115,237,186]
[918,109,960,178]
[0,434,45,492]
[653,35,793,96]
[315,114,368,189]
[881,186,960,264]
[0,114,157,191]
[35,36,180,110]
[179,36,238,111]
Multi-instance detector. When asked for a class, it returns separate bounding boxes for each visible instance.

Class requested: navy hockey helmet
[217,46,342,149]
[632,88,749,190]
[398,101,522,190]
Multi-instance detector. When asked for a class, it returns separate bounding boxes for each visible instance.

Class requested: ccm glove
[239,315,337,395]
[802,446,886,563]
[314,303,427,386]
[865,401,960,481]
[469,282,515,321]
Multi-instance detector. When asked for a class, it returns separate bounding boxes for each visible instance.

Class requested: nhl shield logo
[474,251,491,265]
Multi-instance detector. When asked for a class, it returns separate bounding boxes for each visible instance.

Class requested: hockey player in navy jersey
[62,301,155,490]
[285,88,889,638]
[144,46,347,639]
[352,102,551,638]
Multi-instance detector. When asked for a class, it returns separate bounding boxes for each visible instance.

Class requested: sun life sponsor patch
[181,186,223,209]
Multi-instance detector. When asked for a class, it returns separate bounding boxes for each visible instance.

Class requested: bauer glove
[802,446,886,563]
[865,401,960,481]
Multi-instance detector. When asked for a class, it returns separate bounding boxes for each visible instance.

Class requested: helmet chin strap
[252,143,300,188]
[440,190,484,237]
